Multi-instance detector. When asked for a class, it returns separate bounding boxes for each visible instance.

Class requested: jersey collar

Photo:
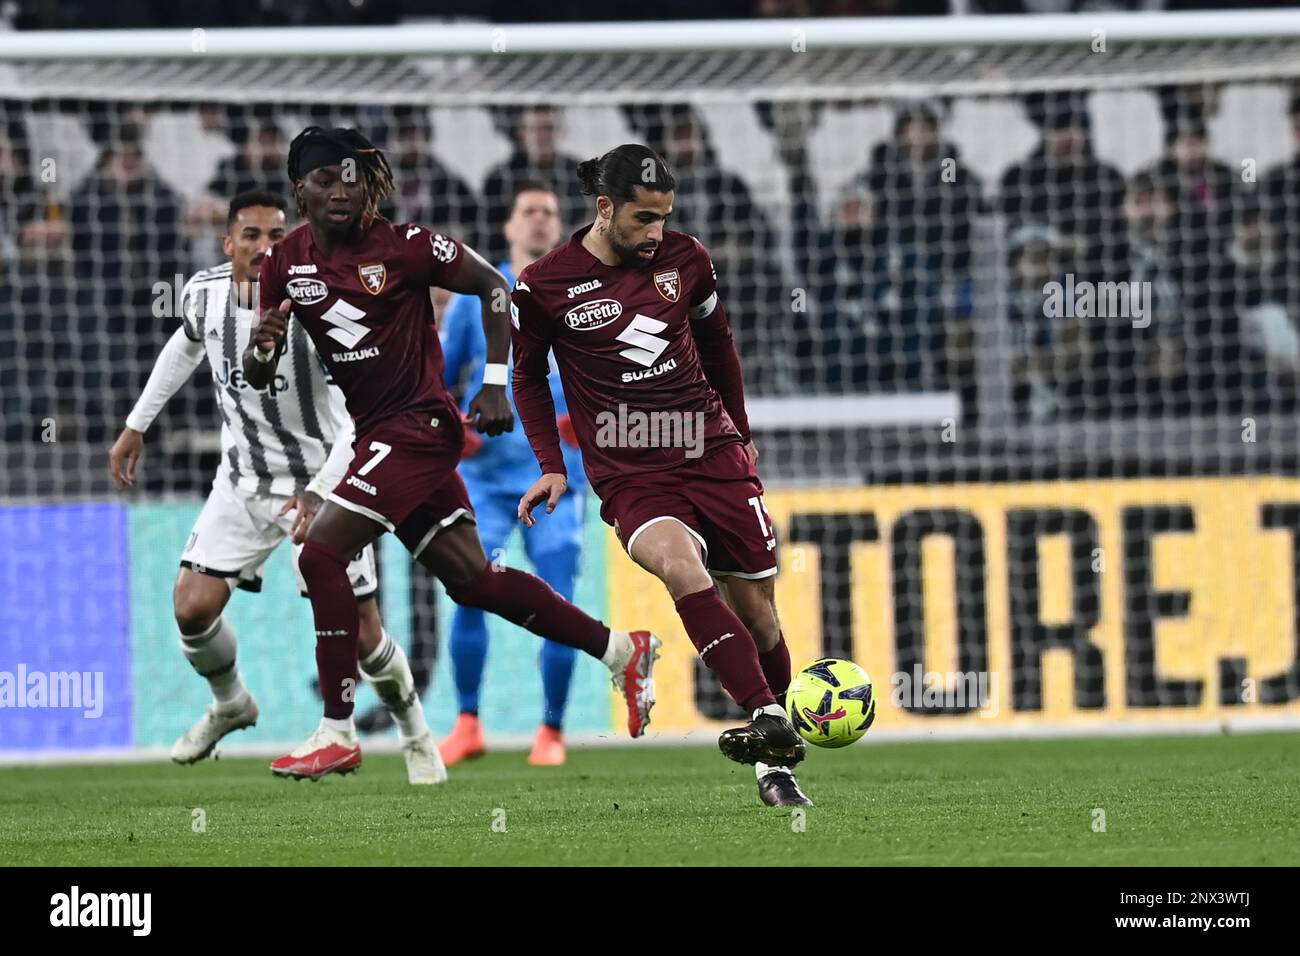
[569,224,603,273]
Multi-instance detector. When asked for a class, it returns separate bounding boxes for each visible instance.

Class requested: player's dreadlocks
[286,126,395,225]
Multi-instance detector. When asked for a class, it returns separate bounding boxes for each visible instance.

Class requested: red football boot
[610,630,661,738]
[270,721,361,781]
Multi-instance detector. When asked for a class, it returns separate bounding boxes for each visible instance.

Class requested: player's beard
[606,220,655,267]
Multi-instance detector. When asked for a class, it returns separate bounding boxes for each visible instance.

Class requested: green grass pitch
[3,732,1297,866]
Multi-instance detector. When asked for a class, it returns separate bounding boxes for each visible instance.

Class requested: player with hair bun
[512,144,813,807]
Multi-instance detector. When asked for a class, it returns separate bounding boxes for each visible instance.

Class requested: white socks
[754,703,788,721]
[322,716,355,734]
[601,630,632,671]
[360,631,429,740]
[756,761,794,780]
[179,616,248,710]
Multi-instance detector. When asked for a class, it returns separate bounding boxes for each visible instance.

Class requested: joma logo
[567,278,602,299]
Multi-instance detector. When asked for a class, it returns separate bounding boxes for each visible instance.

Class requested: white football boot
[402,729,449,785]
[171,693,260,764]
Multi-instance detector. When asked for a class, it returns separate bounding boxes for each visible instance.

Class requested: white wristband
[253,344,276,364]
[482,363,508,386]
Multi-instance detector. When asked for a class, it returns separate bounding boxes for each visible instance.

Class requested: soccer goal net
[3,11,1300,758]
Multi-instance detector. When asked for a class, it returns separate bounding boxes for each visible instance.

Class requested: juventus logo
[616,313,670,367]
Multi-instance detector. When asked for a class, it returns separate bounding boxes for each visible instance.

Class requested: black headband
[296,139,359,179]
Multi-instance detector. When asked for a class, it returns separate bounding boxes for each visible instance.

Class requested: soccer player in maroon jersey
[243,127,659,780]
[511,144,812,807]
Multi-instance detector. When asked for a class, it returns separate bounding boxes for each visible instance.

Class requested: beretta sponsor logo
[564,297,623,331]
[286,277,328,305]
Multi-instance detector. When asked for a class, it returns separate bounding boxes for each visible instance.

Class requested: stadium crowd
[3,87,1299,488]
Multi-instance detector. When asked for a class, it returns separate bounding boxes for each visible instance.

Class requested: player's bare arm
[108,427,144,489]
[445,245,514,437]
[241,297,291,390]
[518,472,568,527]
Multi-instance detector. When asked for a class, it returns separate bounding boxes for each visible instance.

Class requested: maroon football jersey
[511,226,744,490]
[260,219,464,435]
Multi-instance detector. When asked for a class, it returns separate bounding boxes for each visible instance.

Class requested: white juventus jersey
[179,261,350,498]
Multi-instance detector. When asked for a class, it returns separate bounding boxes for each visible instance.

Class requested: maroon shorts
[597,442,778,580]
[328,407,476,558]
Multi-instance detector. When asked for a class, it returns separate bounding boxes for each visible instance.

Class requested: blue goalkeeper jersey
[440,261,585,494]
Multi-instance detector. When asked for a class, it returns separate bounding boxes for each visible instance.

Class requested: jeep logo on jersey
[430,233,457,264]
[654,269,681,303]
[286,277,328,306]
[358,263,387,295]
[564,297,624,331]
[214,357,289,394]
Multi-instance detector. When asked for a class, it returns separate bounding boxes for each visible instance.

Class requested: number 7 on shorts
[358,441,392,477]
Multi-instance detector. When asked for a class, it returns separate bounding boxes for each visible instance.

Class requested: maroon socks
[759,634,792,703]
[674,587,775,713]
[448,564,610,658]
[298,540,360,720]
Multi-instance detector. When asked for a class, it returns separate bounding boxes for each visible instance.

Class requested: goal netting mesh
[4,16,1300,756]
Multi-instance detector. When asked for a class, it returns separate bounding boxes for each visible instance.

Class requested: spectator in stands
[187,111,288,243]
[1,119,73,443]
[1261,90,1300,295]
[1122,174,1181,322]
[381,105,480,245]
[1077,172,1183,419]
[1144,109,1237,285]
[1132,105,1243,416]
[0,121,67,274]
[0,124,40,273]
[1006,225,1072,424]
[865,102,982,283]
[2,116,79,445]
[840,102,980,395]
[70,122,186,294]
[1000,91,1127,279]
[806,194,963,397]
[1203,195,1294,413]
[206,115,286,198]
[480,106,585,262]
[68,121,186,442]
[755,99,824,300]
[803,185,884,391]
[658,105,788,391]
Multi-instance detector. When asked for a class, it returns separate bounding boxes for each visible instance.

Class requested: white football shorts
[180,474,378,600]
